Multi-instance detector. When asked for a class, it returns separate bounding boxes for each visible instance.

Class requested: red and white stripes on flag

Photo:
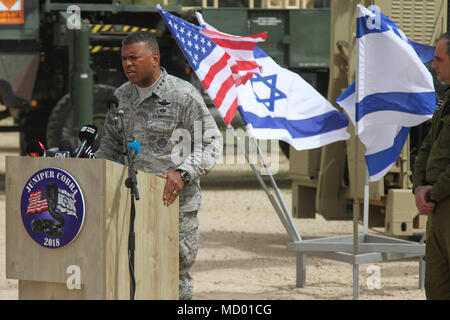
[26,190,48,215]
[158,5,266,125]
[194,46,240,125]
[201,28,267,86]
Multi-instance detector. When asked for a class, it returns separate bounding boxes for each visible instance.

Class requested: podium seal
[20,167,85,249]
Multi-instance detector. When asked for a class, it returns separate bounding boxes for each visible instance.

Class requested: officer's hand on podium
[160,171,184,207]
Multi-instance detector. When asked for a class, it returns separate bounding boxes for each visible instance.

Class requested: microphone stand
[117,110,127,157]
[117,110,139,300]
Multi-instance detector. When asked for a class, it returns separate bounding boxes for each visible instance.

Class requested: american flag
[158,5,266,125]
[26,190,48,215]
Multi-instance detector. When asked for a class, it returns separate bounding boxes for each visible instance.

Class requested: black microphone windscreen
[26,139,46,157]
[78,138,99,159]
[107,96,119,110]
[57,140,74,153]
[91,138,101,153]
[78,125,98,143]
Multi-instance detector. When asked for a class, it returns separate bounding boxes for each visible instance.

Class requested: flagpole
[249,135,302,242]
[353,5,361,299]
[228,125,301,242]
[352,123,360,300]
[363,167,369,235]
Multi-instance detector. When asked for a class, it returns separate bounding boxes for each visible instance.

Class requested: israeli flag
[337,5,436,181]
[237,47,350,150]
[57,189,78,219]
[195,13,350,151]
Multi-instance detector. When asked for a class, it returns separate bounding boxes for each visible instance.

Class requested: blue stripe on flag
[336,81,355,103]
[357,7,435,63]
[356,91,435,121]
[238,107,349,139]
[356,16,391,38]
[254,46,268,58]
[357,5,404,39]
[410,41,435,64]
[365,126,410,176]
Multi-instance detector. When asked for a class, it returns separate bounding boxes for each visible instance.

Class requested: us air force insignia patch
[158,99,170,106]
[156,135,169,149]
[153,107,175,121]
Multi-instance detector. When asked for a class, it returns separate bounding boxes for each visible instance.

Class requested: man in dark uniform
[413,32,450,300]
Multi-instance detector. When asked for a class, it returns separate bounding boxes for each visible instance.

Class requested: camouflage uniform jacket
[95,68,223,212]
[413,88,450,202]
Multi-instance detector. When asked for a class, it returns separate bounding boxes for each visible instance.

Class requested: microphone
[26,139,46,157]
[73,125,98,158]
[80,138,100,158]
[107,95,119,122]
[58,140,74,152]
[126,139,141,200]
[46,146,59,157]
[54,140,73,158]
[127,139,141,164]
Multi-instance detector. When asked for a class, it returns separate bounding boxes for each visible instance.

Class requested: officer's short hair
[439,32,450,58]
[122,31,160,55]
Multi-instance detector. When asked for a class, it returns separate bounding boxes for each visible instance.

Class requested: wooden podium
[5,156,179,300]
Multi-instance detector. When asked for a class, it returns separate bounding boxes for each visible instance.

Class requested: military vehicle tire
[46,84,116,151]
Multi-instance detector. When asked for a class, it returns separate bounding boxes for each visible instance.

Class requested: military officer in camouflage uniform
[95,31,222,300]
[413,33,450,300]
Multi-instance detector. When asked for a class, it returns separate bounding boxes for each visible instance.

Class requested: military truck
[0,0,329,154]
[289,0,449,237]
[0,0,195,153]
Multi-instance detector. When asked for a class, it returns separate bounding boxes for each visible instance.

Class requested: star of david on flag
[249,74,287,112]
[157,4,266,125]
